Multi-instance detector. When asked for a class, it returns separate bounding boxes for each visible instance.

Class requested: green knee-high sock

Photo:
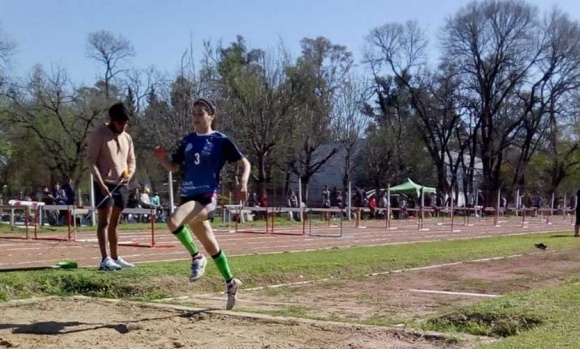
[172,225,199,256]
[212,250,233,282]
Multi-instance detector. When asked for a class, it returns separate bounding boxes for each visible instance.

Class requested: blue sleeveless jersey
[171,131,244,197]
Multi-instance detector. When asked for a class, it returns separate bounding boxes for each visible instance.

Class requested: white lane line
[409,289,501,298]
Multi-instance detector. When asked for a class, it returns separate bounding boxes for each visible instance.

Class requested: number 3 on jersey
[194,152,200,165]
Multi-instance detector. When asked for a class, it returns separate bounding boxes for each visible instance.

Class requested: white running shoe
[189,255,207,282]
[99,257,121,271]
[114,256,135,269]
[226,278,242,310]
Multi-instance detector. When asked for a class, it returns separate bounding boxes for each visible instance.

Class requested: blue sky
[2,0,578,85]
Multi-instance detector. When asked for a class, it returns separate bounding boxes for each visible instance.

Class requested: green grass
[421,280,580,348]
[0,232,577,303]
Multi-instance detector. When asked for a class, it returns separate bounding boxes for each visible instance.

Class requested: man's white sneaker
[99,257,121,271]
[114,257,135,269]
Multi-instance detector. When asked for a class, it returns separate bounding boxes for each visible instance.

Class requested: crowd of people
[242,185,579,223]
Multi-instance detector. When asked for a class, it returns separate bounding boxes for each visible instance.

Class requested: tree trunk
[256,153,268,198]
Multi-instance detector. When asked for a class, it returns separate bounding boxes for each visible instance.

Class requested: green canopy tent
[389,178,436,197]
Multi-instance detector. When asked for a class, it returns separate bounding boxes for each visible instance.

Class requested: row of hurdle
[0,200,173,248]
[220,204,576,237]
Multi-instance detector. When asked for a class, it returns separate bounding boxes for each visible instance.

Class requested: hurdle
[117,207,174,248]
[305,207,344,237]
[0,204,32,240]
[268,207,306,236]
[224,205,270,234]
[223,206,306,236]
[352,206,404,231]
[0,200,52,240]
[40,204,78,241]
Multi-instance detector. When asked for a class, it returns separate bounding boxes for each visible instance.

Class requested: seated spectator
[139,187,153,208]
[150,190,161,209]
[149,190,165,221]
[41,186,57,226]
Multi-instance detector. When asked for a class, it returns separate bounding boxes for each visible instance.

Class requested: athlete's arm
[236,157,251,200]
[153,146,180,172]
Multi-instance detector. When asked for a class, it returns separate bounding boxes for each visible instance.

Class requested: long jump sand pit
[0,297,460,349]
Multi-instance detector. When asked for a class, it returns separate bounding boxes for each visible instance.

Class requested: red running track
[0,214,574,270]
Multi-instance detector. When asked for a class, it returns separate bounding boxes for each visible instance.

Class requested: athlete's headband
[193,98,216,115]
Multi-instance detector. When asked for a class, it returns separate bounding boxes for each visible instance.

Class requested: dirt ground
[2,248,577,349]
[0,298,460,349]
[172,248,579,325]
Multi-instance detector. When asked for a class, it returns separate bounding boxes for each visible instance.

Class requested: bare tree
[441,0,542,205]
[365,21,467,196]
[510,8,580,191]
[0,22,15,104]
[332,74,369,192]
[0,22,15,68]
[87,30,135,99]
[122,66,164,116]
[0,23,16,182]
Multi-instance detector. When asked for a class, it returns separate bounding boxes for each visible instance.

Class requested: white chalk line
[409,289,501,298]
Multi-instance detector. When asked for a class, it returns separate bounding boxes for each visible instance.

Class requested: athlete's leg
[168,196,213,230]
[189,219,220,256]
[167,200,210,281]
[187,199,240,310]
[167,200,206,255]
[189,219,240,309]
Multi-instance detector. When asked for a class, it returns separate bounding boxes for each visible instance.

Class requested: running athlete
[153,98,251,310]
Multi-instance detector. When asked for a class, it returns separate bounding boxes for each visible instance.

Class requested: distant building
[444,151,483,206]
[287,141,364,206]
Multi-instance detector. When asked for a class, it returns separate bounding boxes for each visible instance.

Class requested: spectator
[335,190,343,209]
[41,186,57,226]
[330,186,338,207]
[62,178,76,205]
[322,185,332,221]
[368,194,377,219]
[532,192,542,217]
[321,185,331,208]
[150,190,161,208]
[150,190,163,214]
[287,190,299,221]
[247,191,258,206]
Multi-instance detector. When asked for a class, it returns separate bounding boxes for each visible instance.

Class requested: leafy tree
[216,36,298,197]
[2,65,107,187]
[288,37,354,201]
